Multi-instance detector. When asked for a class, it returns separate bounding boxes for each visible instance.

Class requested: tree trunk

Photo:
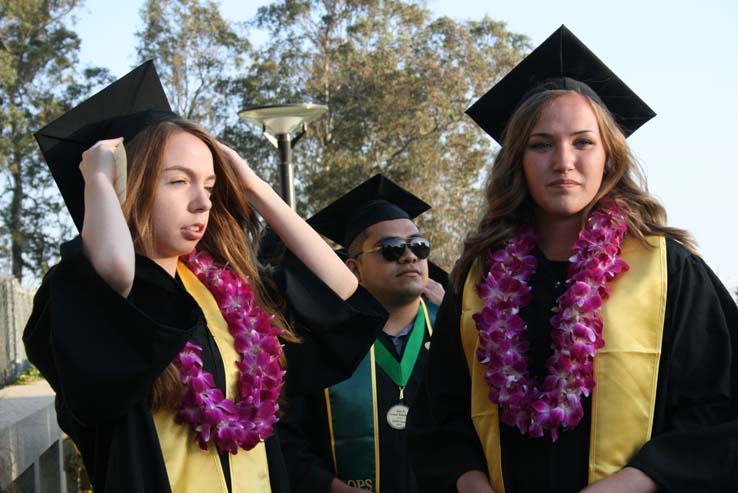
[10,150,24,281]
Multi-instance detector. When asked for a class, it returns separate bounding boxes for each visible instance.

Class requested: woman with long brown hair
[24,62,385,493]
[407,26,737,492]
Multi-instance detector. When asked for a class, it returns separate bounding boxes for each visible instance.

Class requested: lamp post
[238,103,328,209]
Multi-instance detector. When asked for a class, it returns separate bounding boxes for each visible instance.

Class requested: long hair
[452,89,695,292]
[121,118,296,410]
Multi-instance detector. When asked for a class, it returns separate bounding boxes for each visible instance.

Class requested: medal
[375,303,432,431]
[324,300,435,491]
[386,403,409,430]
[387,386,409,429]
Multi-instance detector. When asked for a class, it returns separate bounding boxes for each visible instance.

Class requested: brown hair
[121,118,297,410]
[452,89,696,292]
[347,230,369,258]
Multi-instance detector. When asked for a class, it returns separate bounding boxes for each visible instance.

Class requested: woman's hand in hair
[215,142,358,300]
[216,142,260,193]
[80,137,135,298]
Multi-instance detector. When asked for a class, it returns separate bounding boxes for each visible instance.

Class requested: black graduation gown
[23,237,387,493]
[277,328,432,493]
[407,239,738,492]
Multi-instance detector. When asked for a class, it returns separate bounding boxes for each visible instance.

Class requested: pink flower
[473,201,629,440]
[176,342,202,369]
[171,251,285,453]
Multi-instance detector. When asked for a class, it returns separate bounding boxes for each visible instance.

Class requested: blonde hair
[122,118,296,410]
[452,89,695,292]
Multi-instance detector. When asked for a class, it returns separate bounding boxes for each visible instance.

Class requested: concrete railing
[0,380,67,492]
[0,275,35,387]
[0,277,72,491]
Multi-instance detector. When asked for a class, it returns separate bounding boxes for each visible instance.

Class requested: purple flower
[171,252,285,453]
[473,202,629,440]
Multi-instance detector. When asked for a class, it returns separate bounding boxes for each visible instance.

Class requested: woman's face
[522,93,606,222]
[149,131,215,266]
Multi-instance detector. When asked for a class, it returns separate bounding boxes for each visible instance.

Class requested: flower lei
[173,250,284,454]
[473,203,629,441]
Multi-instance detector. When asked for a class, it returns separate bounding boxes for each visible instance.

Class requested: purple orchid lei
[473,202,629,441]
[173,249,285,454]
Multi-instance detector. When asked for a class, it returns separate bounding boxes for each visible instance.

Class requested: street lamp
[238,103,328,209]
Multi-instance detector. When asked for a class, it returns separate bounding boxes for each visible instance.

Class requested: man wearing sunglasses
[277,174,444,493]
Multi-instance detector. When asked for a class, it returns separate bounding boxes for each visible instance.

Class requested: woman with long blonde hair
[24,62,385,493]
[408,26,737,493]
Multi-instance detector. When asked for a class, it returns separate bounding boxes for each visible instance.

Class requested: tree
[136,0,251,132]
[225,0,529,269]
[0,0,110,283]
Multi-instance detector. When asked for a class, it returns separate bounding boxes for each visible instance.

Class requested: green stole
[324,298,435,493]
[459,236,667,491]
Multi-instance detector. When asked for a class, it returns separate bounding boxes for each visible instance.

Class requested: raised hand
[80,137,135,297]
[216,141,259,192]
[214,140,358,300]
[80,137,124,189]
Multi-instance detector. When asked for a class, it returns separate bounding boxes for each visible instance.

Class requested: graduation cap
[466,25,655,144]
[34,60,177,230]
[308,173,431,248]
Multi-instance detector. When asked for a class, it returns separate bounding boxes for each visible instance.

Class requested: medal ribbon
[373,300,428,388]
[324,299,435,492]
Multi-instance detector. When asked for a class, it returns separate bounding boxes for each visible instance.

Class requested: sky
[72,0,738,291]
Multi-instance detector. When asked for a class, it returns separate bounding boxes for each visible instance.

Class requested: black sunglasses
[356,236,431,262]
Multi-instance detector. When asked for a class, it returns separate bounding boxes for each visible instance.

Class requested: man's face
[347,218,429,309]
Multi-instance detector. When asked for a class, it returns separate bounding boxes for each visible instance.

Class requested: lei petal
[172,250,284,453]
[474,202,629,440]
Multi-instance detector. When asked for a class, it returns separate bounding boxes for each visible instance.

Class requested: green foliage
[225,0,530,268]
[0,0,113,283]
[136,0,251,132]
[132,0,529,268]
[13,364,42,384]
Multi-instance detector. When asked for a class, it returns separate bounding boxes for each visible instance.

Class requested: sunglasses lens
[380,238,408,261]
[409,238,431,259]
[377,237,431,261]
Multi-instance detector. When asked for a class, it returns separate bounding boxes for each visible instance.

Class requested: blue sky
[73,0,738,291]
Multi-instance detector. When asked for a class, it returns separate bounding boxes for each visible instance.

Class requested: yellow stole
[460,236,667,492]
[153,262,272,493]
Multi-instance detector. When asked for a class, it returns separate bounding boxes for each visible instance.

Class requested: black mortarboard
[466,25,655,144]
[34,60,177,230]
[308,174,430,247]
